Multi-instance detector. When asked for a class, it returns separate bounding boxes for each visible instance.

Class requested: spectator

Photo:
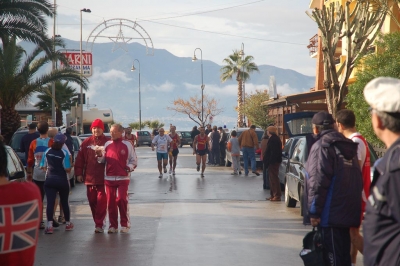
[75,119,108,233]
[260,129,269,189]
[210,126,220,166]
[97,124,137,233]
[40,133,73,234]
[20,123,39,168]
[263,126,281,200]
[238,125,260,176]
[362,77,400,266]
[0,139,42,265]
[64,127,74,156]
[303,111,362,265]
[205,124,212,135]
[227,130,240,175]
[190,126,200,140]
[218,126,228,166]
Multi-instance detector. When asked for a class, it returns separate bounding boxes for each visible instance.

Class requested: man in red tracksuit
[75,119,109,233]
[96,124,137,234]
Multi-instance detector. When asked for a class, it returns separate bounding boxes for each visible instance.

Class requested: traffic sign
[61,52,93,77]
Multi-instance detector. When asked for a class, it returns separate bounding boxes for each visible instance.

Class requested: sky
[50,0,318,76]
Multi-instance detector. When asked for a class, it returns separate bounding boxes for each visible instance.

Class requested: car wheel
[225,154,231,167]
[70,176,75,188]
[299,184,304,217]
[285,180,296,208]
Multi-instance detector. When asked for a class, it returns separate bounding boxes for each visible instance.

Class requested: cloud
[85,68,132,98]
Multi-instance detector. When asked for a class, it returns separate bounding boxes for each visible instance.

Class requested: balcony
[307,34,318,58]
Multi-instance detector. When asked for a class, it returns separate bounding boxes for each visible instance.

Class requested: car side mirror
[8,171,25,181]
[282,151,288,158]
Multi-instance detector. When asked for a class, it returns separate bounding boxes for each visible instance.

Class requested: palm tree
[0,36,88,143]
[220,50,259,127]
[35,81,80,126]
[0,0,54,54]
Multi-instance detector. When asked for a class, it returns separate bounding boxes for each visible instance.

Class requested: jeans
[211,148,220,165]
[242,147,256,174]
[263,164,269,189]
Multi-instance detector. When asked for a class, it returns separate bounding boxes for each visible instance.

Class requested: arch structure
[86,18,154,55]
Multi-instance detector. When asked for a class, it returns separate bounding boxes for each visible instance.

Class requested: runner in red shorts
[192,126,210,177]
[168,125,181,175]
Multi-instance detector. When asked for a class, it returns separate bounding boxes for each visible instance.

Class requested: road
[34,146,363,266]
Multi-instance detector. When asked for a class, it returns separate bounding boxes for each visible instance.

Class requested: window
[283,139,293,154]
[286,117,313,135]
[139,131,150,136]
[291,138,306,163]
[181,132,191,137]
[6,147,24,177]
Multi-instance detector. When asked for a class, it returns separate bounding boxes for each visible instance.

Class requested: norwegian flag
[0,200,40,254]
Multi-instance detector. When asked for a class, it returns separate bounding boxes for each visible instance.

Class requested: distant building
[13,102,51,126]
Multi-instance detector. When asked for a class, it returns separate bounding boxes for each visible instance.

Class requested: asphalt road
[34,146,363,266]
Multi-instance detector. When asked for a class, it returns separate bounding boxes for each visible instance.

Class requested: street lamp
[239,43,246,127]
[131,59,141,131]
[192,48,205,126]
[80,8,91,134]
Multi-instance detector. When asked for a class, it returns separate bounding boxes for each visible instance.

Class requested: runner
[124,126,137,147]
[168,125,181,175]
[192,126,210,178]
[151,128,173,178]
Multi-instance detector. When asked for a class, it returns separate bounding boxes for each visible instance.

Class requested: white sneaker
[108,227,118,234]
[95,227,104,233]
[172,170,175,175]
[120,227,130,233]
[159,173,163,179]
[169,168,172,174]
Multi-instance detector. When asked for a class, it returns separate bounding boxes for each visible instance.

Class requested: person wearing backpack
[303,111,363,266]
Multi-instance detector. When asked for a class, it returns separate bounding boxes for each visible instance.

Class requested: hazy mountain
[19,39,315,130]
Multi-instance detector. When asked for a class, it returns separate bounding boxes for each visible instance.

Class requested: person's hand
[193,150,196,155]
[95,149,103,157]
[77,176,83,183]
[151,147,155,151]
[310,218,320,227]
[26,173,33,182]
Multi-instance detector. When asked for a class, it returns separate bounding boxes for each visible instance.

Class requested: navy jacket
[363,137,400,266]
[303,129,362,228]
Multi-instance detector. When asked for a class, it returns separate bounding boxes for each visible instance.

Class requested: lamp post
[192,48,204,126]
[239,43,245,127]
[80,8,91,134]
[131,59,141,131]
[51,0,57,126]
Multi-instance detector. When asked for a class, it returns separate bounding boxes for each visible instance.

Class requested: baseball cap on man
[90,119,105,131]
[267,126,277,133]
[312,111,334,126]
[364,77,400,113]
[54,133,66,144]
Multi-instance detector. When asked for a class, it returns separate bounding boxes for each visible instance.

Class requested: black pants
[33,179,45,201]
[263,164,269,189]
[44,178,71,222]
[211,148,220,165]
[321,227,351,266]
[219,144,226,165]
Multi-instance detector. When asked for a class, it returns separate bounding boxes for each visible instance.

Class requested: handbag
[299,226,325,266]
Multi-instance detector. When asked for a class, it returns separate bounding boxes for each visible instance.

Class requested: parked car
[5,145,27,182]
[178,131,193,147]
[133,131,152,146]
[281,112,379,216]
[225,127,264,167]
[9,129,30,166]
[68,136,82,187]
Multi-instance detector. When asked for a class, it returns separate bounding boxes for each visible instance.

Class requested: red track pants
[86,185,107,229]
[105,179,130,229]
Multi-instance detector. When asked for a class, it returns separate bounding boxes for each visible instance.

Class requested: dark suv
[134,131,152,146]
[225,127,264,167]
[9,129,31,166]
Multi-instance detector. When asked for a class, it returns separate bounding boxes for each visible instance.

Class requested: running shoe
[95,227,104,233]
[159,173,163,179]
[172,170,175,175]
[196,165,200,172]
[169,168,172,174]
[201,173,204,178]
[231,172,238,175]
[120,227,130,233]
[58,215,66,224]
[39,221,45,229]
[239,171,242,175]
[164,167,167,173]
[252,171,260,176]
[44,226,53,234]
[65,222,74,231]
[108,227,118,234]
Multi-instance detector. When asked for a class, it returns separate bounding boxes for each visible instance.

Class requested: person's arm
[227,140,232,152]
[151,135,158,151]
[63,150,72,173]
[192,135,197,155]
[39,148,49,170]
[176,135,181,146]
[26,140,36,173]
[126,142,138,171]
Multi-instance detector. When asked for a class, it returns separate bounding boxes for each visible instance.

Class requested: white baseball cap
[364,77,400,113]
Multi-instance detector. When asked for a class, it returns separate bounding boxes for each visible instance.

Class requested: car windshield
[9,132,26,151]
[139,131,150,136]
[287,117,313,135]
[181,132,191,137]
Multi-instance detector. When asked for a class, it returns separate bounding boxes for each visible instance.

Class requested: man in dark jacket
[218,126,227,166]
[64,127,74,159]
[210,126,220,165]
[263,126,282,201]
[304,111,362,266]
[363,77,400,266]
[75,119,108,233]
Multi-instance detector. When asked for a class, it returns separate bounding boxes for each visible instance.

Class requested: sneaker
[252,171,260,176]
[159,173,163,179]
[95,227,104,233]
[108,227,118,234]
[58,216,66,224]
[65,222,74,231]
[39,221,45,229]
[120,227,130,233]
[52,218,60,228]
[201,173,204,178]
[44,226,53,234]
[196,165,200,172]
[231,172,238,175]
[239,171,242,175]
[164,167,167,173]
[169,168,172,174]
[172,170,175,175]
[245,173,249,177]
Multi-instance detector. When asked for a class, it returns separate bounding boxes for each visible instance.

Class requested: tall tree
[34,81,80,126]
[307,0,394,117]
[0,36,88,143]
[0,0,54,54]
[243,89,273,129]
[220,50,259,127]
[167,94,223,127]
[347,32,400,146]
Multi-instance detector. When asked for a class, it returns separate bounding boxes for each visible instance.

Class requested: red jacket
[75,134,109,185]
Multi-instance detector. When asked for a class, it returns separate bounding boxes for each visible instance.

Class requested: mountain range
[19,39,315,130]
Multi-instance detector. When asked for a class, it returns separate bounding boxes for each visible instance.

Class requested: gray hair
[375,110,400,133]
[111,124,124,132]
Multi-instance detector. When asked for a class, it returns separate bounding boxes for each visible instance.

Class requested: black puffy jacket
[303,129,363,228]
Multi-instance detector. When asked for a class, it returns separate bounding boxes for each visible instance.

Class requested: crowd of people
[2,77,400,265]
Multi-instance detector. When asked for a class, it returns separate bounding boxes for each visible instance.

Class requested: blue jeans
[242,147,256,174]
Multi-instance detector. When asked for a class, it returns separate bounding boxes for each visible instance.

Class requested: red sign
[61,52,93,77]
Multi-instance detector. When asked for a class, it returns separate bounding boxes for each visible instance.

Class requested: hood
[319,130,358,160]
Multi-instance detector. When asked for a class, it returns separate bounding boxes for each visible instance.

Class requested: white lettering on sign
[61,52,93,77]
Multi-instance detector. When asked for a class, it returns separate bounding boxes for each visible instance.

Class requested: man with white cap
[363,77,400,266]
